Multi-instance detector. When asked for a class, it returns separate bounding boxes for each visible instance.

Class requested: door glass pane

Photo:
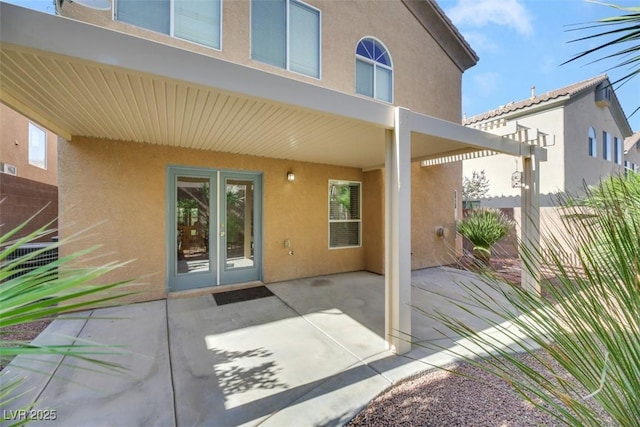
[176,176,210,274]
[226,180,254,269]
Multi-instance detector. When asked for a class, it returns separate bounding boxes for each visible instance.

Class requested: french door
[167,167,262,292]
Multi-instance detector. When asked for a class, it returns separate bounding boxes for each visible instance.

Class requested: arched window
[588,127,597,158]
[355,37,393,103]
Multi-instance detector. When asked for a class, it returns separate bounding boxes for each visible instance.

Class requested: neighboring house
[0,1,542,353]
[463,75,634,207]
[624,131,640,174]
[0,104,58,241]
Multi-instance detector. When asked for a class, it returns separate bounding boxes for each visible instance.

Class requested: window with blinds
[116,0,221,50]
[251,0,320,78]
[328,180,361,248]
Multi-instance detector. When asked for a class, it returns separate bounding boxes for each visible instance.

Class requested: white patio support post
[520,145,541,294]
[385,107,412,354]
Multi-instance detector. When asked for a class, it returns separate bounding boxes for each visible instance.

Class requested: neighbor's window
[251,0,320,78]
[614,137,623,165]
[116,0,222,49]
[603,131,612,161]
[588,127,597,158]
[28,123,46,169]
[355,37,393,103]
[328,180,361,248]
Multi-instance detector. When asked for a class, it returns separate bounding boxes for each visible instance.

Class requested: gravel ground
[348,346,613,426]
[0,318,54,371]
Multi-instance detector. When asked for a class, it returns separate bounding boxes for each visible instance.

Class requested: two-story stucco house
[463,75,634,207]
[625,131,640,173]
[0,0,543,352]
[0,104,59,240]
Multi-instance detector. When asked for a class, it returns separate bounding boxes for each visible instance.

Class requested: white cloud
[447,0,534,37]
[460,31,500,54]
[471,72,500,97]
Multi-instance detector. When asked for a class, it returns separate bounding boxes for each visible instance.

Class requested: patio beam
[520,145,542,294]
[385,108,412,354]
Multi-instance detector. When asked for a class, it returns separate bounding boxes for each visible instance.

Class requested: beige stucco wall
[60,0,462,120]
[60,137,372,302]
[56,0,467,300]
[564,93,627,194]
[411,162,460,268]
[464,91,630,209]
[0,104,58,185]
[463,107,566,207]
[625,141,640,168]
[363,169,384,274]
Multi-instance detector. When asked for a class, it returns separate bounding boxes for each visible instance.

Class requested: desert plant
[1,212,132,423]
[564,2,640,117]
[457,208,514,264]
[420,173,640,426]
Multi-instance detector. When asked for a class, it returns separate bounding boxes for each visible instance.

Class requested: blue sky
[439,0,640,131]
[3,0,639,131]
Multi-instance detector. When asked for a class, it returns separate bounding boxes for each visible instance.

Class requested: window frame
[328,180,362,249]
[588,127,597,158]
[250,0,322,79]
[614,136,623,165]
[355,36,393,103]
[602,131,612,161]
[28,122,47,170]
[115,0,223,51]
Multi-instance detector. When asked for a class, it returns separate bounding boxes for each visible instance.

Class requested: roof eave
[401,0,478,72]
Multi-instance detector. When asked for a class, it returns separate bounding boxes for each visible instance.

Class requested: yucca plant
[1,212,133,424]
[420,173,640,426]
[564,2,640,117]
[457,208,515,264]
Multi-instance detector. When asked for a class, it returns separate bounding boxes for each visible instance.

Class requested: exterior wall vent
[0,162,18,176]
[595,83,612,108]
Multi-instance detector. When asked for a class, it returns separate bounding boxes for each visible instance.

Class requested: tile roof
[624,131,640,152]
[464,74,609,125]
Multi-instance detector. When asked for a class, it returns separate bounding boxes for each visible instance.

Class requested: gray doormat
[213,286,274,305]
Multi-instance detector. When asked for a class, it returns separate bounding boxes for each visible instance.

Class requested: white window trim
[114,0,223,51]
[249,0,322,80]
[603,131,612,161]
[588,127,597,158]
[614,137,623,165]
[28,122,47,170]
[328,180,362,249]
[355,36,393,104]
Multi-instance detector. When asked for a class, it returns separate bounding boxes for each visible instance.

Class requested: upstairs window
[614,137,622,165]
[251,0,321,78]
[356,37,392,103]
[28,123,47,169]
[116,0,222,49]
[602,131,612,161]
[328,180,361,248]
[588,127,597,158]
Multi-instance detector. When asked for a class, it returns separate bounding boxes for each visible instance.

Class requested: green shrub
[1,212,132,419]
[458,208,514,262]
[423,173,640,426]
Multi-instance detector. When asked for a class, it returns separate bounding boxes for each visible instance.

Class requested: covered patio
[3,267,531,426]
[1,3,544,356]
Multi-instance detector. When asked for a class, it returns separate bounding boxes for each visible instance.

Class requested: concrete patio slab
[2,267,528,427]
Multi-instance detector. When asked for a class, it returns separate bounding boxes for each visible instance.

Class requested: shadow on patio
[2,267,529,427]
